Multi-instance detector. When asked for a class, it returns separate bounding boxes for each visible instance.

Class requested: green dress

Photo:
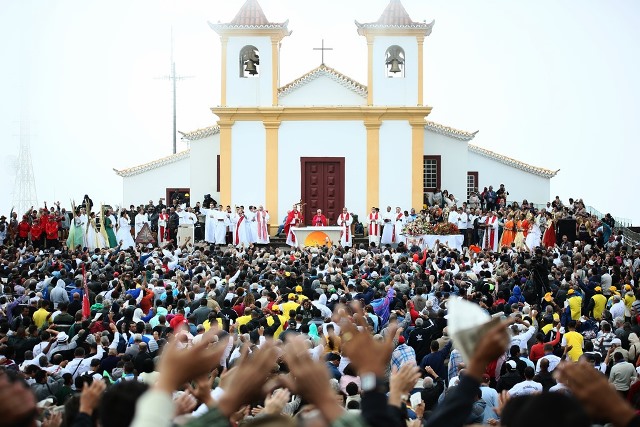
[104,216,117,248]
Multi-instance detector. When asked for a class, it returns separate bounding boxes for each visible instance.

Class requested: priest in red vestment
[284,205,304,247]
[312,209,328,227]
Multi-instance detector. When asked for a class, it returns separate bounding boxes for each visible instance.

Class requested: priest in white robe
[214,206,229,244]
[255,206,270,245]
[482,211,500,252]
[380,206,395,245]
[393,207,405,244]
[231,208,251,247]
[367,207,381,246]
[337,207,353,247]
[246,206,258,244]
[200,202,218,244]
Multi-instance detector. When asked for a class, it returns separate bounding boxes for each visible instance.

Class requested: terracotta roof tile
[377,0,415,25]
[468,144,559,178]
[113,150,190,177]
[230,0,270,26]
[278,64,367,98]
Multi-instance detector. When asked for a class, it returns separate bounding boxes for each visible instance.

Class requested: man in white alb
[200,202,218,245]
[177,206,197,246]
[367,207,381,246]
[214,206,229,245]
[255,206,270,244]
[393,207,405,244]
[381,206,394,245]
[246,206,258,244]
[337,207,353,248]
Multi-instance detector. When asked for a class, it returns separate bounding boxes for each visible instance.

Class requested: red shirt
[312,214,328,226]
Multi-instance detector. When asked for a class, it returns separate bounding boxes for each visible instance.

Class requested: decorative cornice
[468,144,559,178]
[278,64,368,99]
[355,20,434,37]
[178,125,220,141]
[113,150,191,178]
[425,120,477,141]
[208,21,290,31]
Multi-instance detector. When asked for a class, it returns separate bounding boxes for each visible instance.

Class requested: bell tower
[209,0,290,107]
[356,0,434,106]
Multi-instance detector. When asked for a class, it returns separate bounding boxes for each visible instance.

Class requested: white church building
[115,0,558,232]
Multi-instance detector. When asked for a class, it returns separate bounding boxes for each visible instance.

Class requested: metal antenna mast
[157,27,193,154]
[12,111,38,215]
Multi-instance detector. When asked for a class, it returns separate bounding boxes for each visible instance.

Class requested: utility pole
[157,27,193,154]
[12,111,38,215]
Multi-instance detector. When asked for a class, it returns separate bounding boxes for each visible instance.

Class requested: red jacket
[30,222,43,239]
[45,221,59,240]
[18,221,30,238]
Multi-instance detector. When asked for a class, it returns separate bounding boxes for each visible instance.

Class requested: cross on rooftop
[313,39,333,65]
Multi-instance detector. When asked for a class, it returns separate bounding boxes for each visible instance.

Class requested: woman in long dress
[500,213,516,248]
[542,213,556,248]
[66,208,86,249]
[513,213,527,251]
[525,215,542,250]
[86,212,106,252]
[116,211,135,250]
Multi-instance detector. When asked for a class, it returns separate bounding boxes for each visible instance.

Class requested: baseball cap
[611,338,622,347]
[567,289,575,295]
[594,286,602,292]
[295,285,303,293]
[505,360,517,370]
[544,292,553,302]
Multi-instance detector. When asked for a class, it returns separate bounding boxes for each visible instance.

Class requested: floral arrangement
[433,222,460,236]
[402,217,433,236]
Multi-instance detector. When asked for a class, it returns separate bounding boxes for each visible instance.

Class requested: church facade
[115,0,558,231]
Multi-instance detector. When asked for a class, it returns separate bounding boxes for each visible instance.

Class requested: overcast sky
[0,0,637,223]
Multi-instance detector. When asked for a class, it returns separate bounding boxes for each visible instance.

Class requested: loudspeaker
[556,219,577,242]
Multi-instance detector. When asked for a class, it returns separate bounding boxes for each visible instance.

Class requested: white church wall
[122,157,190,207]
[379,121,412,208]
[231,121,266,206]
[424,130,468,204]
[279,74,366,106]
[468,150,551,205]
[372,36,418,106]
[190,134,220,206]
[227,37,273,107]
[278,120,366,221]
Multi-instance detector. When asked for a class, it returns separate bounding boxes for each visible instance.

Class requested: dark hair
[99,381,149,427]
[501,394,590,427]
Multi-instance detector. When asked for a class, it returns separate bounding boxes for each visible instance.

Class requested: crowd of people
[0,189,639,427]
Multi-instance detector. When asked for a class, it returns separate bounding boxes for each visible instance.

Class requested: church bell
[388,59,402,74]
[244,60,258,75]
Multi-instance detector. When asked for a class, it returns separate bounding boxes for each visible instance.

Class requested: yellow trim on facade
[264,120,281,236]
[220,37,228,106]
[410,120,424,210]
[364,120,381,210]
[218,121,234,206]
[417,36,424,106]
[211,106,432,122]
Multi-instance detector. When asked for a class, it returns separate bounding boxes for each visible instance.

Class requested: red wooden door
[301,158,345,226]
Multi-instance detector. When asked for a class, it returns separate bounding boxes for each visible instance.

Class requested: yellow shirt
[33,308,50,329]
[266,315,288,339]
[202,318,223,331]
[563,331,584,362]
[279,301,300,317]
[568,295,583,321]
[624,294,636,316]
[235,315,252,330]
[591,294,607,320]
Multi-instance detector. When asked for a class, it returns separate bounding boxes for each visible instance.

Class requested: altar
[290,226,344,248]
[403,234,465,252]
